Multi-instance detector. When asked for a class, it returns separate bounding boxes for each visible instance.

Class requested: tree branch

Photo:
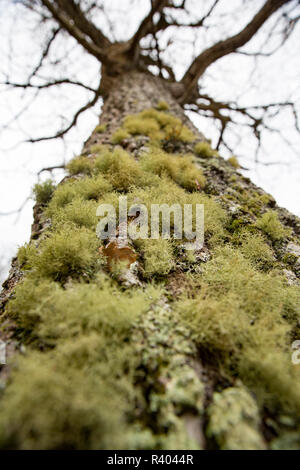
[128,0,170,61]
[180,0,290,103]
[40,0,111,63]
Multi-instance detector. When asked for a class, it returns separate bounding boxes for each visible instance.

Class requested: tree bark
[0,70,300,450]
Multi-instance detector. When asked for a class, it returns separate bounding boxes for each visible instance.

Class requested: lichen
[33,180,56,205]
[140,149,206,191]
[2,105,300,450]
[256,210,292,242]
[111,128,131,144]
[194,141,218,158]
[207,386,266,450]
[227,155,240,169]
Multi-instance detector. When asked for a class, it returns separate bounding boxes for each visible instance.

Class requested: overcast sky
[0,0,299,282]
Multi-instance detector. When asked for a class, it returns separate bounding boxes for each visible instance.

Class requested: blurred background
[0,0,299,283]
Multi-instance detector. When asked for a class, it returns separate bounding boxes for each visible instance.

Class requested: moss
[194,141,218,158]
[271,431,300,450]
[17,243,37,270]
[94,148,146,191]
[66,156,93,176]
[50,198,98,230]
[124,116,162,140]
[256,210,292,242]
[140,149,206,191]
[30,225,101,281]
[94,123,107,133]
[207,386,265,450]
[90,143,109,154]
[122,109,195,143]
[234,230,275,270]
[33,179,56,205]
[228,155,240,168]
[6,272,160,347]
[111,128,131,144]
[135,238,174,277]
[175,245,300,413]
[47,175,112,218]
[0,340,136,449]
[156,101,169,111]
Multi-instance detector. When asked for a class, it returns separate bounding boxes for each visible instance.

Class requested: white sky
[0,0,299,282]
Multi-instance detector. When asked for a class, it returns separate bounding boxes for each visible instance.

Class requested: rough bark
[0,71,300,450]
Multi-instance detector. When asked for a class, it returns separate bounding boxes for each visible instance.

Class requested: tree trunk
[0,70,300,450]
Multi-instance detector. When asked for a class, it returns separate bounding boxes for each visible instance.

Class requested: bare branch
[180,0,291,103]
[25,77,103,143]
[40,0,111,63]
[129,0,170,61]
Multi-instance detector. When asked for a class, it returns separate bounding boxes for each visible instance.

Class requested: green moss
[124,116,162,140]
[47,175,112,217]
[140,149,206,191]
[31,225,101,281]
[17,243,37,270]
[175,245,300,413]
[135,238,174,277]
[207,386,265,450]
[94,123,107,133]
[256,210,291,242]
[33,180,56,205]
[234,230,275,270]
[67,156,93,176]
[90,143,109,154]
[156,101,169,111]
[122,109,195,143]
[111,128,131,144]
[194,141,218,158]
[94,148,145,191]
[228,155,240,168]
[50,198,98,230]
[0,341,136,449]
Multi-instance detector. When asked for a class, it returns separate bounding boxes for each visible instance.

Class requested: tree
[0,0,300,450]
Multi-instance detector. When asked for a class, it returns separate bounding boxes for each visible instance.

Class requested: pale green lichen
[207,386,266,450]
[140,149,206,191]
[94,123,107,133]
[66,155,94,176]
[33,180,56,205]
[111,128,131,144]
[2,105,299,450]
[227,155,240,168]
[122,109,195,143]
[156,101,169,111]
[194,141,218,158]
[256,210,292,242]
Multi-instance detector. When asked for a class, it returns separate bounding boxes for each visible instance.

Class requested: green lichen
[194,141,218,158]
[135,238,174,277]
[140,149,206,191]
[207,386,266,450]
[256,210,292,242]
[122,109,195,143]
[17,243,37,270]
[156,101,169,111]
[175,245,300,414]
[33,180,56,205]
[29,225,101,281]
[227,155,240,168]
[94,123,107,133]
[66,155,94,176]
[2,104,299,450]
[111,128,131,144]
[94,148,145,191]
